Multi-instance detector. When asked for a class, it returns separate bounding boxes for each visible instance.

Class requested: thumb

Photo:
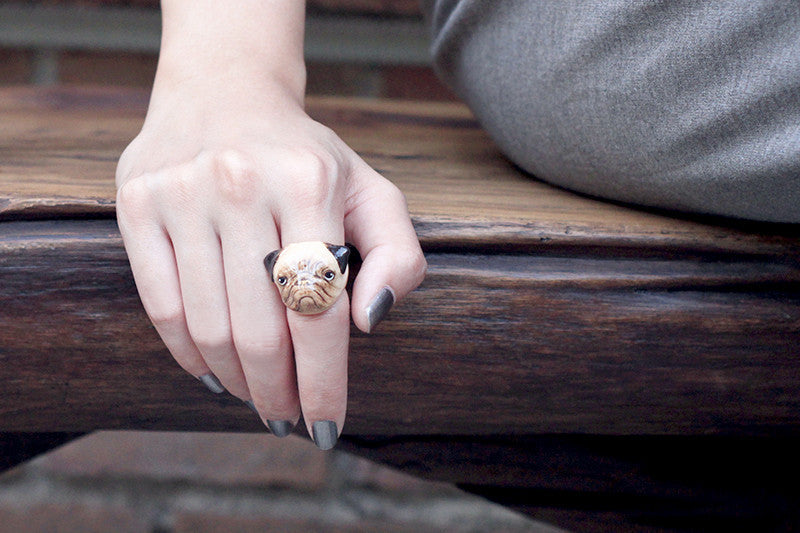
[344,163,426,333]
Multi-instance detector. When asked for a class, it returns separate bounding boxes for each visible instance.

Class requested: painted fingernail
[312,421,338,450]
[267,420,294,438]
[198,373,225,394]
[366,286,395,333]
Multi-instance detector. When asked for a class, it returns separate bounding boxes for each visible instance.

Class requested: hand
[115,4,425,448]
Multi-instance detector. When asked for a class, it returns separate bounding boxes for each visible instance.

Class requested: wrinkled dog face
[264,242,350,315]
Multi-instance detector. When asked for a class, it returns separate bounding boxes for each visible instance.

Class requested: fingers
[218,209,301,433]
[344,162,427,333]
[287,293,350,450]
[118,144,421,452]
[278,177,349,449]
[166,218,251,400]
[116,183,214,389]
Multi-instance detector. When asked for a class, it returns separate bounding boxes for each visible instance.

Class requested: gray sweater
[421,0,800,223]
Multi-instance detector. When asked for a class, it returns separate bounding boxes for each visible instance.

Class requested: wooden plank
[1,86,798,259]
[2,219,799,435]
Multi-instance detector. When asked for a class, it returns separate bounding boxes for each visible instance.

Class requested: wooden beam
[2,218,799,435]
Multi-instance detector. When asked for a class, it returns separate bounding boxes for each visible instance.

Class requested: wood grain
[2,86,800,531]
[1,86,798,259]
[2,219,799,435]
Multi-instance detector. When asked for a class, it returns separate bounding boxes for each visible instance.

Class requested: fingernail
[198,373,225,394]
[267,420,294,438]
[312,421,338,450]
[244,400,259,414]
[366,286,395,333]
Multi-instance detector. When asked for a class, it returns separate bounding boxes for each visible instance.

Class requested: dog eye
[323,270,335,281]
[277,276,288,285]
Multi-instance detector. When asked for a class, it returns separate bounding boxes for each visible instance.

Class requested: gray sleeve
[422,0,800,223]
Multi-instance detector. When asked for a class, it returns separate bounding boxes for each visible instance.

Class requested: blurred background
[0,0,456,99]
[0,1,555,531]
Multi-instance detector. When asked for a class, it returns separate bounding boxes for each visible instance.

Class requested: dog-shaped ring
[264,241,350,315]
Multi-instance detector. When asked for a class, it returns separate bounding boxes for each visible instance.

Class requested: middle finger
[219,209,300,436]
[167,219,249,399]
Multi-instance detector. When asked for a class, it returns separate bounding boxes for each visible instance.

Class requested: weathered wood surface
[2,86,800,530]
[3,218,799,436]
[1,85,800,435]
[3,86,799,256]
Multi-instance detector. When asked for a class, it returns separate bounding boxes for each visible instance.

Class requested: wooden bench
[2,86,800,532]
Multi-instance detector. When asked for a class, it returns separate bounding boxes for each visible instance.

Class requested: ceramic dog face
[264,242,350,314]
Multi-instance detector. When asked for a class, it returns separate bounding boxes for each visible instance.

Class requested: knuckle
[294,149,336,179]
[119,169,199,217]
[286,151,339,209]
[388,244,427,288]
[191,324,233,354]
[232,332,288,361]
[407,247,428,286]
[115,137,144,186]
[115,155,133,187]
[251,393,296,419]
[348,177,408,216]
[146,302,185,330]
[312,122,339,144]
[380,180,407,205]
[302,384,342,416]
[116,176,154,220]
[208,149,261,205]
[160,168,197,204]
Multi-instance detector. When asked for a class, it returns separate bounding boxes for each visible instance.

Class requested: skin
[115,1,426,442]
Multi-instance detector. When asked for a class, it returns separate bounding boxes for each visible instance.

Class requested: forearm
[156,0,307,105]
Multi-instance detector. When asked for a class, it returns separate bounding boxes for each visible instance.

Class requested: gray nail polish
[199,373,225,394]
[366,286,395,333]
[267,420,294,438]
[312,421,338,450]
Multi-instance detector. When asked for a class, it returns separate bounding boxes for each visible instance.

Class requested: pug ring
[264,241,350,315]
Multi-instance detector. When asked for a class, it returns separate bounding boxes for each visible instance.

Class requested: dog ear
[325,244,350,274]
[263,249,282,282]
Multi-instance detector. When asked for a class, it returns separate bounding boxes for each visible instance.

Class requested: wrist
[153,52,307,108]
[155,0,307,105]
